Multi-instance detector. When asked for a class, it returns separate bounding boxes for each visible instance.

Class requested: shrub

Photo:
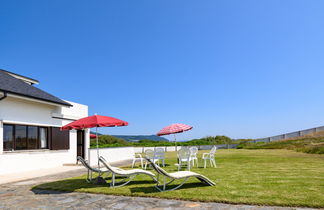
[90,135,127,147]
[238,136,324,155]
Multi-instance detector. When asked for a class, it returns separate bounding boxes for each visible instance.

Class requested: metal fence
[253,125,324,143]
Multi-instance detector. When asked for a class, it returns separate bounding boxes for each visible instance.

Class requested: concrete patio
[0,165,84,185]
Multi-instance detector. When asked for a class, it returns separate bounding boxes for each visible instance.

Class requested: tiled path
[0,168,315,210]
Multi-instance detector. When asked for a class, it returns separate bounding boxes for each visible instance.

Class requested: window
[27,126,38,149]
[3,124,49,151]
[39,127,48,149]
[15,125,27,150]
[3,125,14,151]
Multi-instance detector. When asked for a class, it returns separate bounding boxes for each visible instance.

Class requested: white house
[0,69,90,175]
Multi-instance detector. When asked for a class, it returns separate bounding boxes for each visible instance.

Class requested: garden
[34,149,324,208]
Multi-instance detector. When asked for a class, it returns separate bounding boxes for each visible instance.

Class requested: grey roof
[0,70,71,106]
[0,69,39,84]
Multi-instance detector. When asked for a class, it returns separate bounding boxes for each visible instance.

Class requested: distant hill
[90,131,102,135]
[112,135,169,142]
[90,131,169,142]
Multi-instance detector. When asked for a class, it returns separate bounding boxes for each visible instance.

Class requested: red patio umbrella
[90,134,97,139]
[61,114,128,168]
[61,115,128,130]
[157,123,193,151]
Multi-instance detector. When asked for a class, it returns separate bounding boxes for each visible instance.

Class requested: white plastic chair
[154,147,165,167]
[144,149,159,169]
[202,146,217,168]
[177,148,191,171]
[131,152,143,168]
[189,146,199,167]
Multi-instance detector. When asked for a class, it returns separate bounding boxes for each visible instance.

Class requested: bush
[298,145,324,154]
[90,135,128,147]
[90,134,258,149]
[90,135,241,148]
[238,137,324,155]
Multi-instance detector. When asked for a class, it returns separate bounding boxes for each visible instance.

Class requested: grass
[33,150,324,208]
[238,132,324,154]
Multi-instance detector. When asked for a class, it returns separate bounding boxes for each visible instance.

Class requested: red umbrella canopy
[157,123,193,136]
[90,134,97,139]
[61,115,128,130]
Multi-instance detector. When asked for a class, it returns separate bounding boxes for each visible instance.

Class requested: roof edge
[0,69,39,84]
[0,89,72,107]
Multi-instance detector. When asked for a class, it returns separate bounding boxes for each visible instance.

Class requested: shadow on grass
[32,178,96,194]
[31,188,72,195]
[32,175,211,196]
[129,182,212,194]
[31,177,158,194]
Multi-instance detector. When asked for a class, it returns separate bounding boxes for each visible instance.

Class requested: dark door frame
[77,130,85,160]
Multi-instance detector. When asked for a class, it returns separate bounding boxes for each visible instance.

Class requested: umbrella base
[94,176,107,185]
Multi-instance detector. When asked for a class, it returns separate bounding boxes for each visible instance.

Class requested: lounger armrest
[111,166,124,171]
[135,153,142,159]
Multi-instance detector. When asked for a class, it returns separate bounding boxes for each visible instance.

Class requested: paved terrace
[0,164,315,210]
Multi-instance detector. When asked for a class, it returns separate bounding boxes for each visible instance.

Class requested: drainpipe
[0,91,7,101]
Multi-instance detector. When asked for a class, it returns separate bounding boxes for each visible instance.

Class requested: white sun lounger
[77,156,110,183]
[99,156,157,187]
[145,158,215,192]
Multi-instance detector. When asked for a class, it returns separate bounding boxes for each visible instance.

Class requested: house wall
[89,145,231,167]
[0,96,89,175]
[88,147,135,166]
[0,123,3,156]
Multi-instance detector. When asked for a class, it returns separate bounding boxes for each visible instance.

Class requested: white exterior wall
[89,146,184,166]
[0,123,3,155]
[87,145,226,167]
[0,96,89,175]
[133,147,144,153]
[0,148,72,174]
[88,147,135,166]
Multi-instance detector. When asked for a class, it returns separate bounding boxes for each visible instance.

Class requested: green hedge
[90,135,252,148]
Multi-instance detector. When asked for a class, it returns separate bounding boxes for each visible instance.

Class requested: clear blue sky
[1,1,324,141]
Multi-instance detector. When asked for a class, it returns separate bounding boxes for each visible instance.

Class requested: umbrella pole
[174,134,177,151]
[95,126,106,184]
[96,126,100,169]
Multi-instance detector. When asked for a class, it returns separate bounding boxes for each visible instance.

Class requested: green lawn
[34,150,324,208]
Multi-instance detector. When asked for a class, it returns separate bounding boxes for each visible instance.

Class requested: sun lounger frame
[145,158,215,192]
[99,156,157,188]
[77,156,110,183]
